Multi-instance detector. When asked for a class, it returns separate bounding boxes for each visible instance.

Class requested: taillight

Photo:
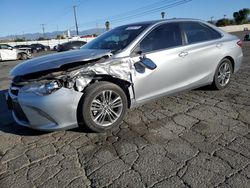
[237,40,243,48]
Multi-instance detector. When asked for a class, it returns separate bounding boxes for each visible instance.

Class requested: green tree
[37,37,46,41]
[105,21,110,31]
[216,18,231,27]
[233,8,250,24]
[56,35,65,39]
[14,38,25,42]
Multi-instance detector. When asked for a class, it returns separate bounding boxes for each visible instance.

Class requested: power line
[88,0,174,25]
[76,0,192,29]
[109,0,192,24]
[77,0,177,28]
[11,0,192,36]
[20,1,88,34]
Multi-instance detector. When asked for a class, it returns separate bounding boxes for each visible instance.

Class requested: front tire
[17,53,22,60]
[79,81,128,132]
[213,58,233,90]
[21,53,28,60]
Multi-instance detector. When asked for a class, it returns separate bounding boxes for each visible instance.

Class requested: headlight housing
[22,81,61,95]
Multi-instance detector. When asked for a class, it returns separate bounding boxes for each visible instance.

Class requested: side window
[0,44,9,49]
[139,23,182,53]
[181,22,222,44]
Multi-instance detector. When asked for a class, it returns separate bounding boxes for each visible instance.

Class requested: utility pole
[73,5,79,36]
[41,24,45,38]
[223,14,226,19]
[210,16,214,23]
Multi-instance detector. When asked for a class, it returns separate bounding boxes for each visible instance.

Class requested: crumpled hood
[11,49,112,76]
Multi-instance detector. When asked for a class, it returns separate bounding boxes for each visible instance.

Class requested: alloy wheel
[90,90,123,127]
[217,61,231,87]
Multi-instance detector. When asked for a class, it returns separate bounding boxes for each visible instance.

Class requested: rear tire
[79,81,127,132]
[212,58,233,90]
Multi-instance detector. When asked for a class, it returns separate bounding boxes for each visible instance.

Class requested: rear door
[179,21,223,86]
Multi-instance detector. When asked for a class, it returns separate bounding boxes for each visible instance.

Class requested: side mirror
[140,57,157,70]
[8,47,13,50]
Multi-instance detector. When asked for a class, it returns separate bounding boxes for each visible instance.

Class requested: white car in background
[0,44,31,61]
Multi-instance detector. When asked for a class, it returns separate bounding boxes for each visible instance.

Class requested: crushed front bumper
[7,87,83,131]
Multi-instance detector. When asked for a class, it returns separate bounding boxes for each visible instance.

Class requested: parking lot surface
[0,36,250,187]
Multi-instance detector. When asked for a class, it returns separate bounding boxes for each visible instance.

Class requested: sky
[0,0,249,37]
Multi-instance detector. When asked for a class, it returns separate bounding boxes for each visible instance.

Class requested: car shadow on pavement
[0,89,46,136]
[194,85,215,91]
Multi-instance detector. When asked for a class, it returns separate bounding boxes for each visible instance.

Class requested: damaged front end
[7,52,136,130]
[11,53,134,97]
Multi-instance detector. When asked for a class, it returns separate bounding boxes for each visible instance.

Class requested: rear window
[181,22,222,44]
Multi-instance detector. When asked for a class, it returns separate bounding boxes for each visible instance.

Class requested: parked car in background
[14,45,37,53]
[30,43,50,52]
[7,19,243,132]
[0,44,31,61]
[56,41,86,52]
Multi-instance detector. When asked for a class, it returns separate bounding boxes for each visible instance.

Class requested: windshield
[81,24,150,52]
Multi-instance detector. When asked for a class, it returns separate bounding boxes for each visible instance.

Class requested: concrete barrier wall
[1,23,250,47]
[219,24,250,33]
[2,37,95,48]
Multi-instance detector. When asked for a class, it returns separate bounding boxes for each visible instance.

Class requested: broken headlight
[22,81,61,95]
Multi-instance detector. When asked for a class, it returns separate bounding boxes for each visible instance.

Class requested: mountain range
[0,28,106,40]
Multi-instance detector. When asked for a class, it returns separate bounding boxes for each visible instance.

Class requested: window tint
[82,24,150,52]
[139,23,182,53]
[0,44,10,49]
[181,22,221,44]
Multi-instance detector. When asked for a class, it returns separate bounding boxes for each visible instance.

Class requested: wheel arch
[76,76,131,131]
[223,56,235,72]
[17,52,28,59]
[89,75,132,108]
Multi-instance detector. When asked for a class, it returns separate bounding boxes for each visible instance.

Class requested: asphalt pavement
[0,34,249,188]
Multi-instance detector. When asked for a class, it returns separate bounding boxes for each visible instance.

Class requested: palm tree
[105,21,110,31]
[161,12,165,19]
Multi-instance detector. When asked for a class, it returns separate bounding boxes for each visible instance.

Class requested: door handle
[179,51,188,57]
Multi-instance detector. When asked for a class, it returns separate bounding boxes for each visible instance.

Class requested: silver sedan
[7,19,243,132]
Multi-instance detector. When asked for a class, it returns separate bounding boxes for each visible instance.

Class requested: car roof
[122,18,204,27]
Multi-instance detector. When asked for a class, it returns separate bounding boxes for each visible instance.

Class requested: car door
[0,44,17,60]
[130,22,193,102]
[178,21,223,86]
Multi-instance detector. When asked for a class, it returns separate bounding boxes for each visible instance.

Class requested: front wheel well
[85,75,132,108]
